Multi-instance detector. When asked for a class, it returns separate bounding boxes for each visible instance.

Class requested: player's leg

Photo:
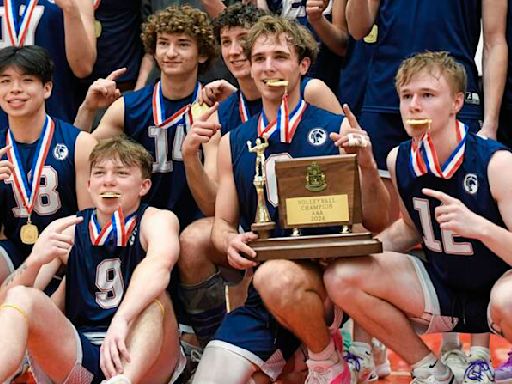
[178,217,227,347]
[0,286,81,382]
[253,260,351,383]
[115,292,184,384]
[324,252,455,383]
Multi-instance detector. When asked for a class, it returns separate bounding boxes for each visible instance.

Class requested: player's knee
[324,260,367,302]
[178,222,213,270]
[3,286,38,314]
[253,260,307,307]
[489,284,512,329]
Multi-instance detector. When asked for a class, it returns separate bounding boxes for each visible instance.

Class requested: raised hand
[199,80,238,106]
[83,68,127,111]
[0,146,14,181]
[182,103,220,157]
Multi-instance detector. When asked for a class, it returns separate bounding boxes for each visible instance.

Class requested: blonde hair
[395,51,467,94]
[141,6,216,72]
[89,136,153,179]
[243,15,318,64]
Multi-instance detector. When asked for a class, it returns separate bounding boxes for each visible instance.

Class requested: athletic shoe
[495,350,512,384]
[101,374,131,384]
[442,345,468,383]
[463,359,495,384]
[343,343,378,383]
[410,359,455,384]
[306,332,352,384]
[372,339,391,378]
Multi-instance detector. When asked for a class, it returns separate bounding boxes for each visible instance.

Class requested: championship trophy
[246,141,382,261]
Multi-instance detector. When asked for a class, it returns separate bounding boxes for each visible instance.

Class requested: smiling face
[398,68,464,140]
[220,26,251,79]
[250,33,309,104]
[0,66,51,118]
[88,157,151,221]
[153,32,207,78]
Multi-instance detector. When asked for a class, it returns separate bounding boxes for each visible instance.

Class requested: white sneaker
[463,359,495,384]
[442,346,468,383]
[306,359,352,384]
[343,343,378,383]
[411,360,455,384]
[101,374,131,384]
[372,339,391,378]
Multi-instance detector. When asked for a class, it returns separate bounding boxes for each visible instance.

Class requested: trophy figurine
[247,137,276,239]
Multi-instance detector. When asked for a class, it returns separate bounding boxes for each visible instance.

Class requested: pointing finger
[106,68,127,82]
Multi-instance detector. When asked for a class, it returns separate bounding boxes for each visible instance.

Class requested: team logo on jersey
[129,228,138,246]
[464,173,478,195]
[308,128,327,146]
[53,143,69,160]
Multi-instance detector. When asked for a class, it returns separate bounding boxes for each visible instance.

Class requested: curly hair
[213,3,266,43]
[141,6,216,72]
[243,15,318,64]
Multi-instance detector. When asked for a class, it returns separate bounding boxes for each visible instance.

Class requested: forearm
[200,0,226,18]
[115,259,171,323]
[0,255,46,303]
[134,54,154,90]
[212,218,238,257]
[74,102,97,132]
[309,16,348,57]
[360,164,390,233]
[376,219,420,253]
[482,41,508,134]
[346,0,374,39]
[62,2,95,77]
[184,154,217,216]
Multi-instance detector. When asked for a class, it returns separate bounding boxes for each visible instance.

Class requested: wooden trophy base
[250,232,382,261]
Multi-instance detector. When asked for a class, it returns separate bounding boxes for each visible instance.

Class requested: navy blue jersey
[363,0,482,120]
[219,77,312,136]
[0,119,80,259]
[395,133,509,292]
[0,0,83,125]
[123,85,201,229]
[337,36,375,118]
[65,204,148,335]
[90,0,143,82]
[229,105,343,236]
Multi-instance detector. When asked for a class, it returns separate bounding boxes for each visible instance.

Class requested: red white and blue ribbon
[239,92,250,123]
[89,208,137,247]
[410,120,467,179]
[6,115,54,216]
[257,94,307,143]
[152,81,201,130]
[4,0,39,46]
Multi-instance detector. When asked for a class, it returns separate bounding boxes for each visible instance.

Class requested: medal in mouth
[406,118,432,127]
[265,79,289,87]
[100,191,121,198]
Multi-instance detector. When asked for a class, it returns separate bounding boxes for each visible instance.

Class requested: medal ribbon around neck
[89,208,137,247]
[6,115,54,216]
[410,120,467,179]
[4,0,39,46]
[239,92,250,123]
[152,81,201,130]
[257,93,307,142]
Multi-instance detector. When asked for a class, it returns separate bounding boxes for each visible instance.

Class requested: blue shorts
[77,332,105,383]
[360,111,481,175]
[211,285,300,380]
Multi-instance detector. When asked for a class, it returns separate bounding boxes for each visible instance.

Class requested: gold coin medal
[20,218,39,245]
[266,80,289,88]
[190,102,210,121]
[363,25,378,44]
[94,19,102,38]
[5,115,55,246]
[406,118,432,131]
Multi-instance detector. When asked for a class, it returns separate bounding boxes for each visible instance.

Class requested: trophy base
[251,221,276,240]
[250,232,382,261]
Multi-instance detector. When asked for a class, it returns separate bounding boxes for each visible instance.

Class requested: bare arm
[375,147,422,251]
[134,54,155,91]
[479,0,508,139]
[307,0,349,57]
[304,78,344,114]
[346,0,380,40]
[182,106,221,216]
[92,98,126,140]
[51,278,66,312]
[58,0,96,77]
[75,132,98,210]
[200,0,226,18]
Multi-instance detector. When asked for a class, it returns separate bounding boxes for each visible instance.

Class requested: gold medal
[266,80,289,88]
[363,25,378,44]
[94,19,102,38]
[190,101,210,120]
[20,219,39,245]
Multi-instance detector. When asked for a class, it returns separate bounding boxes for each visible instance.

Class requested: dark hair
[90,136,154,179]
[213,3,266,43]
[0,45,54,83]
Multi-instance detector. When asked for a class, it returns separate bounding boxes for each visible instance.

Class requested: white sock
[470,346,491,362]
[441,332,461,350]
[308,339,338,364]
